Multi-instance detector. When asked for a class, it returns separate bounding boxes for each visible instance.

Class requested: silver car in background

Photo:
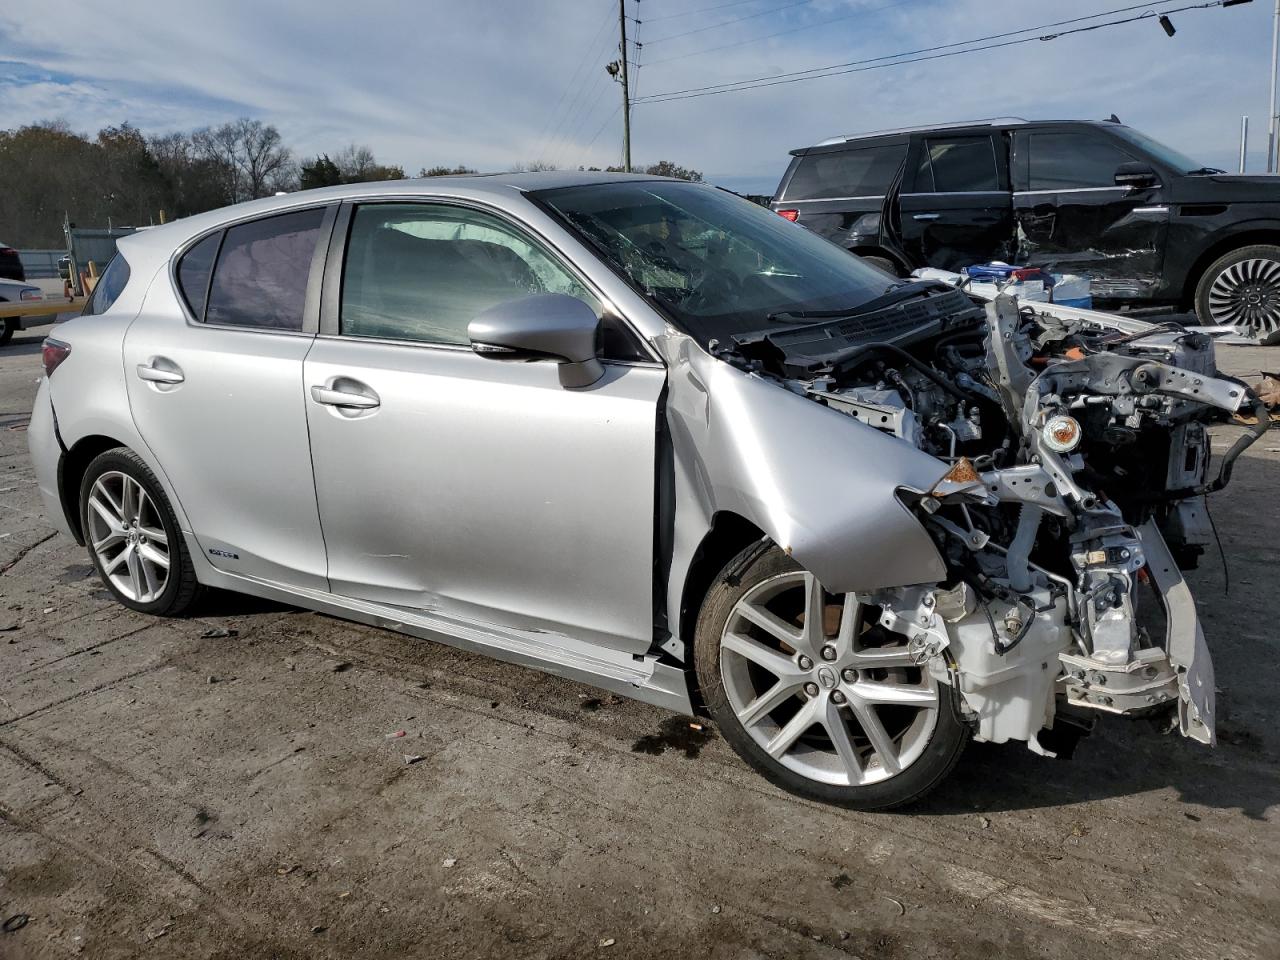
[27,173,1263,808]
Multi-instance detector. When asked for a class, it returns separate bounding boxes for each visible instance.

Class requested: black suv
[772,118,1280,342]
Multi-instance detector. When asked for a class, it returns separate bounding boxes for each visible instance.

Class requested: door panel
[1012,129,1168,296]
[123,315,328,589]
[123,205,332,589]
[304,340,664,652]
[898,134,1013,270]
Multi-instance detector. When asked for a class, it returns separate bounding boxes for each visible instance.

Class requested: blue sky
[0,0,1274,195]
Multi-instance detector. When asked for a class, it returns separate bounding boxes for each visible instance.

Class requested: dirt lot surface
[1,321,1277,960]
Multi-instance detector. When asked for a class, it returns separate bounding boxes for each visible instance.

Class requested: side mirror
[1115,162,1158,190]
[468,293,604,389]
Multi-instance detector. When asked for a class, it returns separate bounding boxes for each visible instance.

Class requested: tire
[1194,243,1280,344]
[0,319,15,346]
[79,447,201,616]
[693,543,968,810]
[860,255,902,277]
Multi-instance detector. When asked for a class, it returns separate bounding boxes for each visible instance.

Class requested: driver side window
[341,203,599,346]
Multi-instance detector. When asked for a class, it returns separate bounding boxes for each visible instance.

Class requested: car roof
[115,171,678,270]
[796,118,1121,153]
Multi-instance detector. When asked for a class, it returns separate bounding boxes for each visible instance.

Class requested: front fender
[660,333,947,623]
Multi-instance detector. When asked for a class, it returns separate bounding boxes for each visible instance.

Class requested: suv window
[1027,132,1137,190]
[204,208,325,330]
[82,254,131,316]
[177,232,220,319]
[341,203,648,356]
[782,143,905,201]
[915,137,999,192]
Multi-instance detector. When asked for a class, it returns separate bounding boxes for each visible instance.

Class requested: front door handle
[912,212,940,221]
[311,384,380,409]
[136,359,184,384]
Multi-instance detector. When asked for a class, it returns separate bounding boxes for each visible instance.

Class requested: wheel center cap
[816,665,838,690]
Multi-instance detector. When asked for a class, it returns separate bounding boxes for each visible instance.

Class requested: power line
[636,0,1238,104]
[638,0,774,24]
[643,0,818,45]
[644,0,922,67]
[535,0,618,163]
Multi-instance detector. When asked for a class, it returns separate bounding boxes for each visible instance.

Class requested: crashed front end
[726,291,1265,755]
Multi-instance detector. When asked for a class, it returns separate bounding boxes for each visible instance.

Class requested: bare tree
[192,118,294,201]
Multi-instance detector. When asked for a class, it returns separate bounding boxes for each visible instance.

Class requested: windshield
[1110,126,1211,174]
[533,180,891,345]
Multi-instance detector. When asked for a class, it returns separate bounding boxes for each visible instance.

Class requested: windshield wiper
[1186,166,1225,175]
[766,279,951,324]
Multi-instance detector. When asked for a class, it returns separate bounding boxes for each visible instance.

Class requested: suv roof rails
[814,116,1032,146]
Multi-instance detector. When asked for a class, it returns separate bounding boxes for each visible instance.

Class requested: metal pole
[1241,115,1250,172]
[1268,0,1279,171]
[619,0,632,172]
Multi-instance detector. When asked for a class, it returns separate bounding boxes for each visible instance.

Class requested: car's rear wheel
[79,448,200,615]
[1195,244,1280,344]
[0,318,15,346]
[694,543,968,809]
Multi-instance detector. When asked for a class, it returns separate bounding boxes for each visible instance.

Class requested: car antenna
[1107,113,1122,123]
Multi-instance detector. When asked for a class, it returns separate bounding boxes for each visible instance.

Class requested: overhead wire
[643,0,921,67]
[642,0,819,45]
[635,0,1235,104]
[535,0,619,164]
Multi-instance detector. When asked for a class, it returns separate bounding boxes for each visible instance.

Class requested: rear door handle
[912,212,940,221]
[136,360,184,384]
[311,384,380,409]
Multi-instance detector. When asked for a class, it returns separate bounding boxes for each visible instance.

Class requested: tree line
[0,118,702,248]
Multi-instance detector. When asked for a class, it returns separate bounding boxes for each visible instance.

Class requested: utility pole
[1241,115,1250,173]
[618,0,632,172]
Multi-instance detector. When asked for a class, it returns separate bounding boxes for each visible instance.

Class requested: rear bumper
[26,379,74,539]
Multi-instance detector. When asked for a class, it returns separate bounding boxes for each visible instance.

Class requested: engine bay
[717,288,1267,754]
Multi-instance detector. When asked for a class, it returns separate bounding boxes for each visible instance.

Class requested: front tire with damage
[694,543,968,809]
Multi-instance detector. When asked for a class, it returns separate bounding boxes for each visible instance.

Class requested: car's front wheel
[1195,244,1280,344]
[79,447,201,615]
[694,543,968,810]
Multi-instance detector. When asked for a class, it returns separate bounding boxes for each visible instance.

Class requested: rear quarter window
[82,254,131,316]
[781,143,906,201]
[176,232,221,320]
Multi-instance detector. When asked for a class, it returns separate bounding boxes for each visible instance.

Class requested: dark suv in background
[772,118,1280,342]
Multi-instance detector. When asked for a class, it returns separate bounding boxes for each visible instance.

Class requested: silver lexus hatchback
[28,173,1258,808]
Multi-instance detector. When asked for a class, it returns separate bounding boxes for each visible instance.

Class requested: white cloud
[0,0,1271,186]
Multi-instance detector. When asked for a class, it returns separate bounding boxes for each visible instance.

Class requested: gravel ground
[1,321,1277,960]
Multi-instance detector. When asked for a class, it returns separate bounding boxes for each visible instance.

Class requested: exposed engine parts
[726,292,1261,753]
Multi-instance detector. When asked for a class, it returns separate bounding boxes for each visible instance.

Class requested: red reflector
[42,338,71,377]
[776,208,800,222]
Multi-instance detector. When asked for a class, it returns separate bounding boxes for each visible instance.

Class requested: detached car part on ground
[26,176,1264,809]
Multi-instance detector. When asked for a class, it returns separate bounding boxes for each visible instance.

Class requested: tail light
[42,338,71,377]
[776,209,800,222]
[20,288,41,301]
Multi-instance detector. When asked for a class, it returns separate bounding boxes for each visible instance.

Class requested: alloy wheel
[1207,257,1280,340]
[86,471,170,603]
[719,571,940,787]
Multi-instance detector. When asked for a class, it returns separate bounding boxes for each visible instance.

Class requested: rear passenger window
[176,232,220,319]
[1027,132,1137,190]
[915,137,999,192]
[781,144,905,201]
[204,208,325,330]
[340,203,602,347]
